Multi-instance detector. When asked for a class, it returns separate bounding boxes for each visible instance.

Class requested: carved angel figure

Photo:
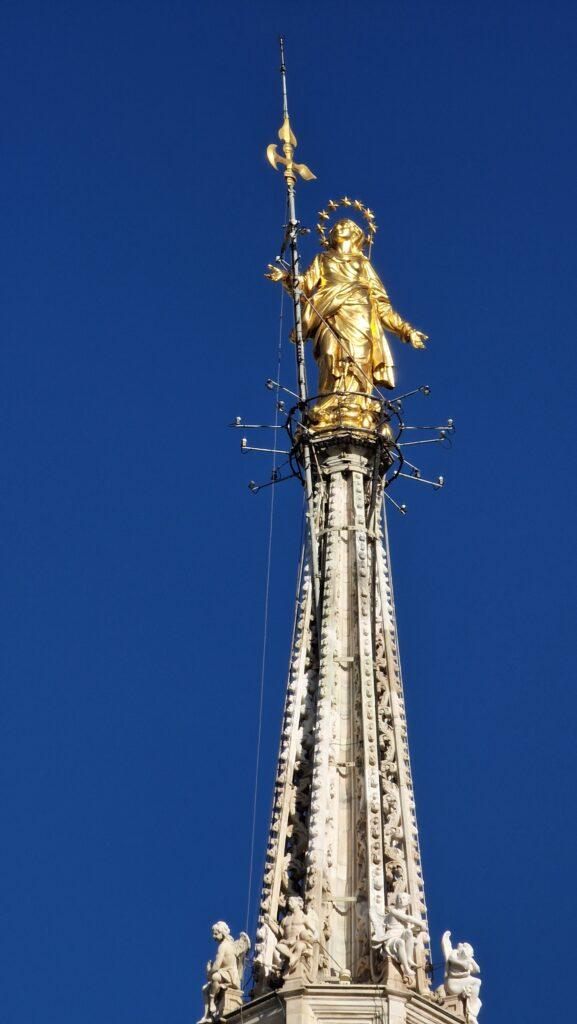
[266,896,318,977]
[438,930,482,1024]
[267,218,427,430]
[198,921,250,1022]
[370,892,427,984]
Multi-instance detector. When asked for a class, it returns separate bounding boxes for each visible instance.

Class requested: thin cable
[245,207,287,933]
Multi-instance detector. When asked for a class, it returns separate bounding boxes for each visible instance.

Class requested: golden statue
[267,199,427,431]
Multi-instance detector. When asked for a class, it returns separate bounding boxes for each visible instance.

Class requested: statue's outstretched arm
[381,305,425,347]
[380,300,428,350]
[365,262,428,350]
[389,907,422,928]
[265,254,322,299]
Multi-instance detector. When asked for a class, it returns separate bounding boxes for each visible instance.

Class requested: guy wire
[245,199,288,934]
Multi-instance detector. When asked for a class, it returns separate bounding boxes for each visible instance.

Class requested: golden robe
[299,250,416,395]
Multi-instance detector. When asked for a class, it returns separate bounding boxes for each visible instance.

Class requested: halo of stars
[316,197,377,253]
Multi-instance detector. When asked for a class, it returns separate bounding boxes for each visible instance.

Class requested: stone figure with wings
[199,921,251,1022]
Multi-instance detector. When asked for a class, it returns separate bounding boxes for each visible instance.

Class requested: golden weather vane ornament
[264,44,428,436]
[266,118,316,184]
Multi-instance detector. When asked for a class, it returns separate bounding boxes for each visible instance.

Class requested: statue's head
[457,941,474,959]
[212,921,230,941]
[329,218,365,253]
[287,896,304,912]
[389,891,410,910]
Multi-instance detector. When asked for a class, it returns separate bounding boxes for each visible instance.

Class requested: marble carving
[267,896,318,978]
[200,435,483,1024]
[199,922,250,1023]
[438,930,482,1023]
[370,892,428,984]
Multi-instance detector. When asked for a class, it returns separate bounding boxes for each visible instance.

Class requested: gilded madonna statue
[268,213,427,431]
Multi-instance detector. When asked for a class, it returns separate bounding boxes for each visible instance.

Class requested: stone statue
[266,896,318,978]
[199,921,250,1022]
[370,892,428,984]
[438,930,482,1023]
[267,201,427,431]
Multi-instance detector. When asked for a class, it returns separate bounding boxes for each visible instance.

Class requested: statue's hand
[409,329,428,350]
[265,264,286,283]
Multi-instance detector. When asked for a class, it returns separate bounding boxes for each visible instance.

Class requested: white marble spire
[253,437,430,991]
[199,430,482,1024]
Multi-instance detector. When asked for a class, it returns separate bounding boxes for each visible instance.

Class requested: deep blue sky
[2,2,577,1022]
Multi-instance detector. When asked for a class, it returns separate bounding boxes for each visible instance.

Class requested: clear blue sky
[2,2,577,1022]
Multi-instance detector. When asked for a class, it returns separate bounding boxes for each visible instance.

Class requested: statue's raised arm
[441,929,453,962]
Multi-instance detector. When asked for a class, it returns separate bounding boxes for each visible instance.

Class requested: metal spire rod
[279,36,289,120]
[273,37,322,620]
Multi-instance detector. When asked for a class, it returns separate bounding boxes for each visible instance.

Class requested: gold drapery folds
[267,207,428,432]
